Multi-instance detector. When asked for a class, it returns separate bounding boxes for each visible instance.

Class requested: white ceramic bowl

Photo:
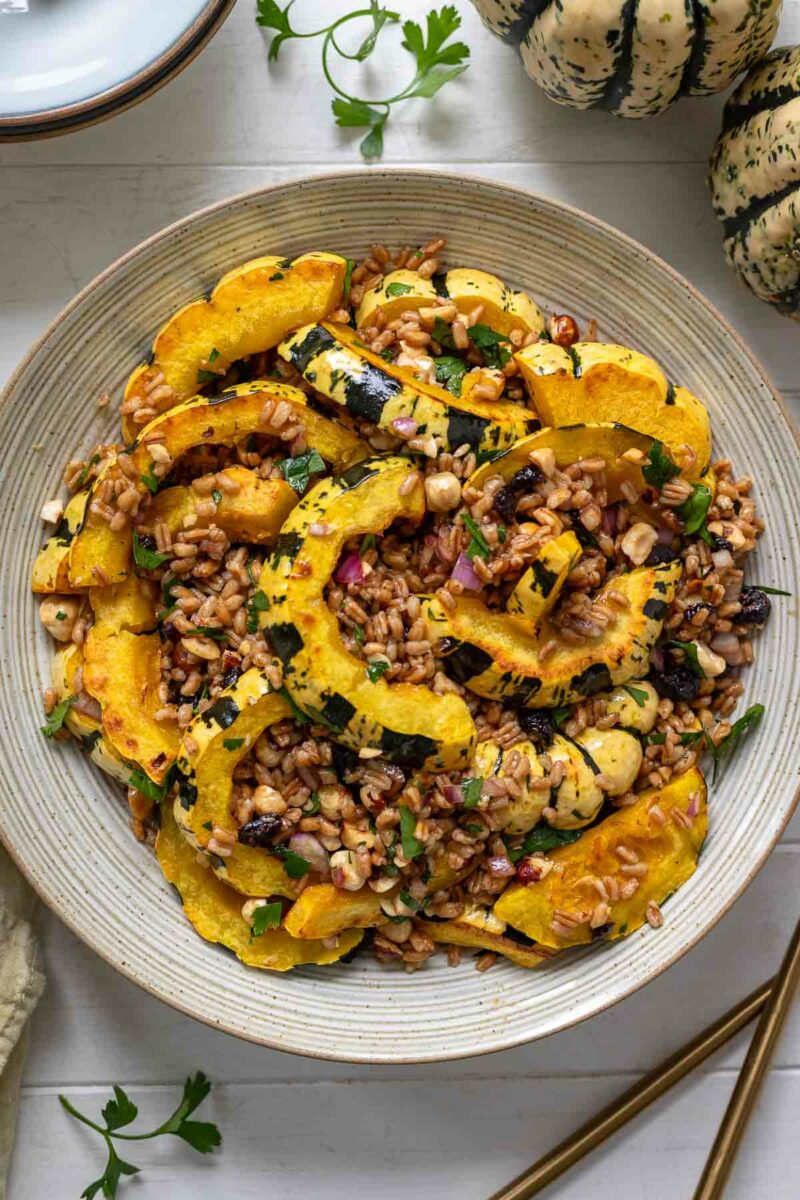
[0,171,797,1063]
[0,0,234,140]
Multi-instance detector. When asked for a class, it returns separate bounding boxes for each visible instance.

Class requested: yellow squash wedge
[121,251,347,440]
[69,381,369,588]
[83,575,179,783]
[418,904,550,968]
[283,883,387,940]
[173,668,301,899]
[157,804,362,971]
[260,455,476,771]
[355,266,545,337]
[143,466,298,545]
[506,530,582,625]
[50,644,131,785]
[279,321,534,457]
[466,422,658,501]
[494,767,708,948]
[515,342,711,475]
[31,492,88,594]
[425,560,681,707]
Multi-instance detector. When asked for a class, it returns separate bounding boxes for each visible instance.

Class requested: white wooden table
[3,3,799,1196]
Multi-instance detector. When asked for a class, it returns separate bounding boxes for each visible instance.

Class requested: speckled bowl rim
[0,0,236,141]
[1,168,798,1063]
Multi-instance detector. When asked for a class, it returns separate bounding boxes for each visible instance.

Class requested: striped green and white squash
[709,44,800,318]
[473,0,782,118]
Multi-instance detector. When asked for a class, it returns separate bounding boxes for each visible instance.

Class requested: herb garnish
[467,323,512,370]
[666,639,706,677]
[642,441,680,489]
[128,769,170,804]
[461,776,483,808]
[197,348,222,385]
[255,2,470,160]
[552,705,571,727]
[246,589,270,633]
[433,354,468,396]
[707,703,765,785]
[77,453,101,490]
[274,846,311,877]
[509,824,582,863]
[139,463,161,495]
[385,281,414,297]
[41,695,75,738]
[343,257,356,299]
[251,901,282,936]
[60,1072,221,1200]
[132,533,170,570]
[752,585,792,596]
[462,513,490,561]
[279,448,326,494]
[398,804,423,859]
[622,684,649,708]
[677,482,712,541]
[366,659,390,683]
[223,737,245,751]
[193,625,228,642]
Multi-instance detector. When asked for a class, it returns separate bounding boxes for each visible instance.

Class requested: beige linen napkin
[0,848,45,1199]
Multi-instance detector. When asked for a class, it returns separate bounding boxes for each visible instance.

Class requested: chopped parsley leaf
[223,737,245,751]
[642,441,680,489]
[461,776,483,808]
[128,768,169,803]
[140,463,161,494]
[251,901,282,936]
[385,281,413,297]
[398,805,423,859]
[433,354,468,396]
[462,513,490,561]
[274,846,310,878]
[279,448,326,495]
[132,533,170,570]
[366,659,390,683]
[623,684,649,708]
[468,323,512,370]
[41,695,76,738]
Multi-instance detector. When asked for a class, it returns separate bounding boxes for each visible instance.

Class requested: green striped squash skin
[472,0,782,118]
[709,44,800,318]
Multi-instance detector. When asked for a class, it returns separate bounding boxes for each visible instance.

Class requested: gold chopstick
[693,915,800,1200]
[488,979,772,1200]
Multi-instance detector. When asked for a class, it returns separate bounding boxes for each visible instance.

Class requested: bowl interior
[0,170,797,1063]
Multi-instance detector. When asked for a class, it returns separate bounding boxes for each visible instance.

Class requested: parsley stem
[58,1096,108,1137]
[320,11,431,108]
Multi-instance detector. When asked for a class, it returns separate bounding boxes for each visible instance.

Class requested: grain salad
[33,239,772,974]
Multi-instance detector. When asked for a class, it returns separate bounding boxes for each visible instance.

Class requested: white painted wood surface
[2,1,799,1195]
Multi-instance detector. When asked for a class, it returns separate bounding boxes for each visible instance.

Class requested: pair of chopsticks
[490,915,800,1200]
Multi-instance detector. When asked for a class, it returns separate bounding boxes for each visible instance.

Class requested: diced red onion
[289,833,330,877]
[442,784,464,806]
[650,647,665,673]
[710,631,744,666]
[74,692,102,721]
[602,504,619,537]
[712,549,734,571]
[391,416,419,438]
[657,525,674,545]
[687,795,700,819]
[488,855,515,878]
[450,552,483,591]
[334,552,364,585]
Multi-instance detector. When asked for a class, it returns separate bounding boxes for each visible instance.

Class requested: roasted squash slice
[279,321,534,456]
[494,767,707,948]
[506,531,582,625]
[157,804,363,971]
[426,559,681,708]
[283,883,387,940]
[121,251,347,440]
[600,680,660,733]
[466,422,656,501]
[418,904,550,969]
[173,669,301,899]
[515,342,711,475]
[69,382,369,588]
[31,492,88,594]
[355,266,545,337]
[261,455,476,771]
[143,467,298,545]
[50,644,131,785]
[473,737,550,835]
[83,575,179,783]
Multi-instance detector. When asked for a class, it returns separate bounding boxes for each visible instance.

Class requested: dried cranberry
[651,666,700,702]
[137,533,158,552]
[221,666,242,689]
[709,532,733,552]
[645,543,679,567]
[493,486,519,524]
[238,813,282,846]
[510,464,545,493]
[518,709,556,753]
[738,587,771,626]
[683,602,714,624]
[516,857,544,885]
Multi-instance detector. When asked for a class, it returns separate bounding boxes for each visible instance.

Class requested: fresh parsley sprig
[256,2,470,159]
[60,1072,221,1200]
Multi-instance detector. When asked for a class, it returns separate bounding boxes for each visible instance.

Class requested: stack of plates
[0,0,235,141]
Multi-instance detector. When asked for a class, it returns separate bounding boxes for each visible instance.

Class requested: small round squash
[709,44,800,318]
[473,0,782,119]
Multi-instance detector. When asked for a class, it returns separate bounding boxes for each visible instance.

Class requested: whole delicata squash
[121,251,348,440]
[279,321,534,457]
[514,342,711,474]
[354,266,545,336]
[472,1,782,119]
[157,803,363,971]
[174,669,302,899]
[260,455,477,771]
[709,45,800,318]
[425,559,681,708]
[83,575,179,784]
[31,491,88,594]
[69,382,369,589]
[494,767,708,948]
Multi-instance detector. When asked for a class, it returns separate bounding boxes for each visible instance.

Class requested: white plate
[0,0,229,130]
[0,170,797,1063]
